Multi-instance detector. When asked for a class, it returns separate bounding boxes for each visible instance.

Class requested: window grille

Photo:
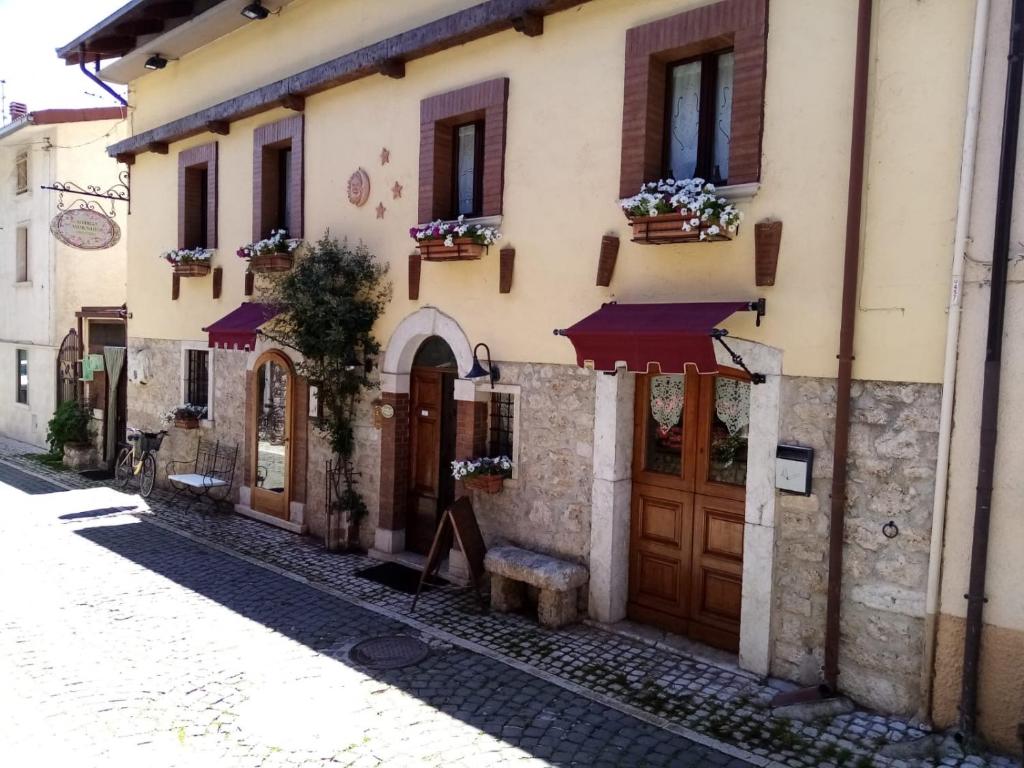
[488,391,515,460]
[185,349,209,408]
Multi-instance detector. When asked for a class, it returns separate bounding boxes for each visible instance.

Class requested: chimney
[9,102,27,121]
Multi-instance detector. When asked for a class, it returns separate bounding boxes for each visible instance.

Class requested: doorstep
[233,503,307,534]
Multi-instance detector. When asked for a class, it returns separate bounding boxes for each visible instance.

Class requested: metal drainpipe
[920,0,990,724]
[959,0,1024,739]
[822,0,873,694]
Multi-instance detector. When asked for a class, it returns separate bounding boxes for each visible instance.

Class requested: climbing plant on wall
[260,233,391,522]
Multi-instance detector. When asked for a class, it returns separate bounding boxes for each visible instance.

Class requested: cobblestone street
[0,461,748,767]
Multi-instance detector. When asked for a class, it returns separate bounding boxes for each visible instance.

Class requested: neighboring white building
[0,105,128,449]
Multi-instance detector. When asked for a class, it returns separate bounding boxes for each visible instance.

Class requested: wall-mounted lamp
[467,343,499,385]
[144,54,169,70]
[241,1,270,20]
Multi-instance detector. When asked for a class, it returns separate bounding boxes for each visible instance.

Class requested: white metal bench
[166,439,238,509]
[483,545,589,628]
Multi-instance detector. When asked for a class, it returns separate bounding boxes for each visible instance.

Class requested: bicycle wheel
[114,448,133,489]
[139,454,156,498]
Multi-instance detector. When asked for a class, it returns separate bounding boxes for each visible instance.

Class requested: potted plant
[451,455,512,494]
[162,247,213,277]
[409,216,502,261]
[47,401,95,469]
[237,229,303,273]
[163,403,207,430]
[620,178,741,245]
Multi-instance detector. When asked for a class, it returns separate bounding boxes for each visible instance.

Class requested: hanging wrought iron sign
[40,168,131,217]
[50,208,121,250]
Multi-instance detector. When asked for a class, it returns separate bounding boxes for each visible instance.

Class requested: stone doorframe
[588,338,782,676]
[376,306,489,555]
[236,338,310,534]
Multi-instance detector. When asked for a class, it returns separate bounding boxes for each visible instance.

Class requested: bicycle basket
[139,432,165,453]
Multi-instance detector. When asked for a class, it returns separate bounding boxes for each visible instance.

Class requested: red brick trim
[252,114,304,241]
[419,78,509,222]
[377,392,411,531]
[454,399,488,496]
[177,142,217,249]
[619,0,768,197]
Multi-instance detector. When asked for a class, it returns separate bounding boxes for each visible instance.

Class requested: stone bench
[483,545,589,628]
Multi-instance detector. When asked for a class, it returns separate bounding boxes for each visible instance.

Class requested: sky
[0,0,129,122]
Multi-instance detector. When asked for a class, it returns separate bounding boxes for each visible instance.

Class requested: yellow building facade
[65,0,983,727]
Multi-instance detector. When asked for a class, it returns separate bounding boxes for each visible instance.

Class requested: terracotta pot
[463,474,504,494]
[173,262,211,277]
[416,237,487,262]
[174,416,200,430]
[249,251,294,273]
[628,212,733,245]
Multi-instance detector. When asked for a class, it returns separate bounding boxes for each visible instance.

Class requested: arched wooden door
[56,329,82,404]
[250,350,294,519]
[628,368,751,652]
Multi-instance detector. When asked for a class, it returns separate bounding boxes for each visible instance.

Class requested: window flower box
[173,263,212,278]
[162,247,213,276]
[249,252,294,272]
[628,213,733,245]
[164,404,207,430]
[238,230,303,273]
[620,178,741,246]
[411,217,501,263]
[452,455,511,494]
[463,474,504,493]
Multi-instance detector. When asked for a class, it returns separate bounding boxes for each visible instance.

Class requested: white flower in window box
[620,178,741,245]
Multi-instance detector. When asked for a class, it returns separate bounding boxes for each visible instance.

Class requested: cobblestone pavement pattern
[0,461,749,767]
[1,439,1017,768]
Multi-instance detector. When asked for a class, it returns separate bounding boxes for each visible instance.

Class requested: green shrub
[46,401,92,455]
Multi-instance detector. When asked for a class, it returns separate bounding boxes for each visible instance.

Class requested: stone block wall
[465,362,596,564]
[772,376,941,714]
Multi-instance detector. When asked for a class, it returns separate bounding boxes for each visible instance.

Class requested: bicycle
[114,428,168,498]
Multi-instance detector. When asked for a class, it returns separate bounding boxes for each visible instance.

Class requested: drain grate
[348,635,430,669]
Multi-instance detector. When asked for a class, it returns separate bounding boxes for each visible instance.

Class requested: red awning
[556,301,759,374]
[203,302,280,350]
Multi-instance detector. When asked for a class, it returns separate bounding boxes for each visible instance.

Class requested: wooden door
[251,353,292,519]
[628,369,750,652]
[407,368,455,554]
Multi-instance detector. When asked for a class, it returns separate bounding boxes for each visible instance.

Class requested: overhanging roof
[104,0,591,160]
[0,107,127,141]
[57,0,230,66]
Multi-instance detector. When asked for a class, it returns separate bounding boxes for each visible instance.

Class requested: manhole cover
[348,635,430,669]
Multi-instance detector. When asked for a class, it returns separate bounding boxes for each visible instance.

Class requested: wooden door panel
[628,486,692,619]
[689,494,744,645]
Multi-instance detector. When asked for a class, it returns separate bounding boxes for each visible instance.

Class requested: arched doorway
[407,336,458,554]
[249,349,295,520]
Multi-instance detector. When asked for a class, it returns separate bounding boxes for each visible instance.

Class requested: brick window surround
[619,0,768,198]
[419,78,509,223]
[253,114,304,240]
[178,142,218,249]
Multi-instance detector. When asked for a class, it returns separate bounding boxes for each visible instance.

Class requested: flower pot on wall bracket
[173,263,211,278]
[249,252,294,273]
[174,416,200,430]
[463,474,504,494]
[754,220,783,286]
[629,213,733,245]
[417,237,487,262]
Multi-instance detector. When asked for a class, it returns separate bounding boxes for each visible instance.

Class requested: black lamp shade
[466,357,490,380]
[144,54,168,70]
[241,1,270,19]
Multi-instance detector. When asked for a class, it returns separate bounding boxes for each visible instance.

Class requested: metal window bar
[185,350,209,408]
[488,392,514,459]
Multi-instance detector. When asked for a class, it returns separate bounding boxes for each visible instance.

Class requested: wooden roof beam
[512,11,543,37]
[379,58,406,79]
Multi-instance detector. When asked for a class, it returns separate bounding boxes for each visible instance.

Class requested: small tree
[260,233,390,524]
